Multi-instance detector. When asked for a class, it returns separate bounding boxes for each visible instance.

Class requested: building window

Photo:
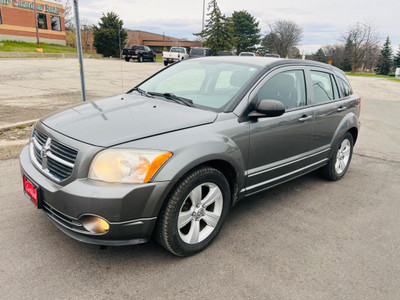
[0,8,2,24]
[51,16,61,31]
[37,13,47,30]
[86,44,90,51]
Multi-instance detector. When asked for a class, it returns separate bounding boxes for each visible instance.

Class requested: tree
[323,44,345,68]
[80,19,93,51]
[63,0,74,31]
[93,12,127,57]
[259,33,277,55]
[342,22,380,73]
[312,48,327,62]
[266,20,303,57]
[394,46,400,68]
[231,10,260,53]
[341,37,354,71]
[375,37,393,75]
[195,0,233,53]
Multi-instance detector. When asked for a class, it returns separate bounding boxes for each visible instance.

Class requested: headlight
[88,149,172,183]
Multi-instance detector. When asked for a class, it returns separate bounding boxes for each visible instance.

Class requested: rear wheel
[138,55,143,63]
[321,132,354,181]
[156,167,230,256]
[124,57,130,62]
[152,55,156,62]
[163,61,168,66]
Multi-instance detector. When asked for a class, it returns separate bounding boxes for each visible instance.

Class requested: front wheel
[156,167,230,256]
[321,132,354,181]
[163,61,168,66]
[152,55,156,62]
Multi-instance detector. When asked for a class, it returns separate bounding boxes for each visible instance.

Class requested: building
[126,30,201,54]
[67,29,201,55]
[0,0,65,45]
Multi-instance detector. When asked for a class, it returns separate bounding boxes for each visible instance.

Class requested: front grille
[30,129,78,181]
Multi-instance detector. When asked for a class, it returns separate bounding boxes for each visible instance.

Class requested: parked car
[122,45,156,63]
[264,53,280,58]
[189,47,213,58]
[20,57,360,256]
[162,47,189,66]
[239,52,256,56]
[217,50,236,56]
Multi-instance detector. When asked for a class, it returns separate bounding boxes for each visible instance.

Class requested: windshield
[190,49,206,56]
[137,60,261,111]
[171,48,185,53]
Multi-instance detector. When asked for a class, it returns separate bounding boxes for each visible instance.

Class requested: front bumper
[20,144,172,245]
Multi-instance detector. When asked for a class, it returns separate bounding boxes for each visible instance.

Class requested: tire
[152,55,156,62]
[124,57,130,62]
[156,166,230,256]
[163,61,168,66]
[138,55,143,63]
[321,132,354,181]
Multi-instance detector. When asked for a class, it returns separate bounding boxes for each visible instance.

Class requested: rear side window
[133,46,145,51]
[258,70,307,110]
[311,71,335,104]
[338,77,352,97]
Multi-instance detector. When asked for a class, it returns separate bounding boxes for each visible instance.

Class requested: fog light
[81,215,110,234]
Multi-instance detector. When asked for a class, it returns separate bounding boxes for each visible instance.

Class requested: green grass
[0,40,87,54]
[345,72,400,82]
[156,56,163,62]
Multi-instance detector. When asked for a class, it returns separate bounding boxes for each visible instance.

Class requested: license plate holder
[23,175,42,209]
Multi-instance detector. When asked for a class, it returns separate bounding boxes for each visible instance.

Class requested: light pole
[73,0,87,102]
[33,0,41,51]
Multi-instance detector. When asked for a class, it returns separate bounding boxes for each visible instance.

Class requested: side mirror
[248,99,285,118]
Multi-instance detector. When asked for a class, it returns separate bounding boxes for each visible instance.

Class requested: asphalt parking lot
[1,59,400,299]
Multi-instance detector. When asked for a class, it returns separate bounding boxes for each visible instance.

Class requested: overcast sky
[77,0,400,54]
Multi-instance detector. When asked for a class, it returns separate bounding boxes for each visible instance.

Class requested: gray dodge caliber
[20,57,360,256]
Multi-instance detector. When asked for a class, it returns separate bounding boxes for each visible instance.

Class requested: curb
[0,119,39,132]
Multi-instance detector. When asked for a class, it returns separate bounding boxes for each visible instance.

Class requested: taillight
[135,50,138,54]
[178,54,180,58]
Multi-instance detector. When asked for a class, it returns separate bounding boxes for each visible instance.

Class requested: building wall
[0,0,66,45]
[67,29,201,55]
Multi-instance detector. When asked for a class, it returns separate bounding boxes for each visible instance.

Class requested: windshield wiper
[148,92,194,107]
[131,87,154,98]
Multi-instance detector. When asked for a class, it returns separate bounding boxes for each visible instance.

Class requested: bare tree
[63,0,74,31]
[342,22,380,72]
[80,18,93,51]
[266,20,303,57]
[323,44,345,67]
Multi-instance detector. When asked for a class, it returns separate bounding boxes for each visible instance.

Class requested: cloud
[75,0,400,49]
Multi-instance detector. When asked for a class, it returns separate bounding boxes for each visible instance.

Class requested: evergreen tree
[231,10,261,53]
[259,33,277,55]
[375,37,393,75]
[312,48,327,62]
[93,12,127,58]
[195,0,233,54]
[341,36,354,72]
[394,46,400,68]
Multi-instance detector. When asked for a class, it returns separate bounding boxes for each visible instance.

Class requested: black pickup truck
[122,45,156,62]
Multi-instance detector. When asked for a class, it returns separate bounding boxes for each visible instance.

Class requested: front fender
[154,134,246,190]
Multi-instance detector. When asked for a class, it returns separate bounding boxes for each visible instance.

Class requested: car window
[257,70,307,110]
[138,61,260,110]
[190,49,205,56]
[331,75,340,99]
[338,77,352,97]
[171,48,185,53]
[311,71,335,104]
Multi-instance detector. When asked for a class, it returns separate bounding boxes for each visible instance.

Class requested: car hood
[41,94,217,147]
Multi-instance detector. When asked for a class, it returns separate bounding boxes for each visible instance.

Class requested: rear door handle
[337,106,347,112]
[298,115,313,122]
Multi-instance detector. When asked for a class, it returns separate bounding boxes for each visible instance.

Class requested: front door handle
[337,106,347,112]
[299,115,313,122]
